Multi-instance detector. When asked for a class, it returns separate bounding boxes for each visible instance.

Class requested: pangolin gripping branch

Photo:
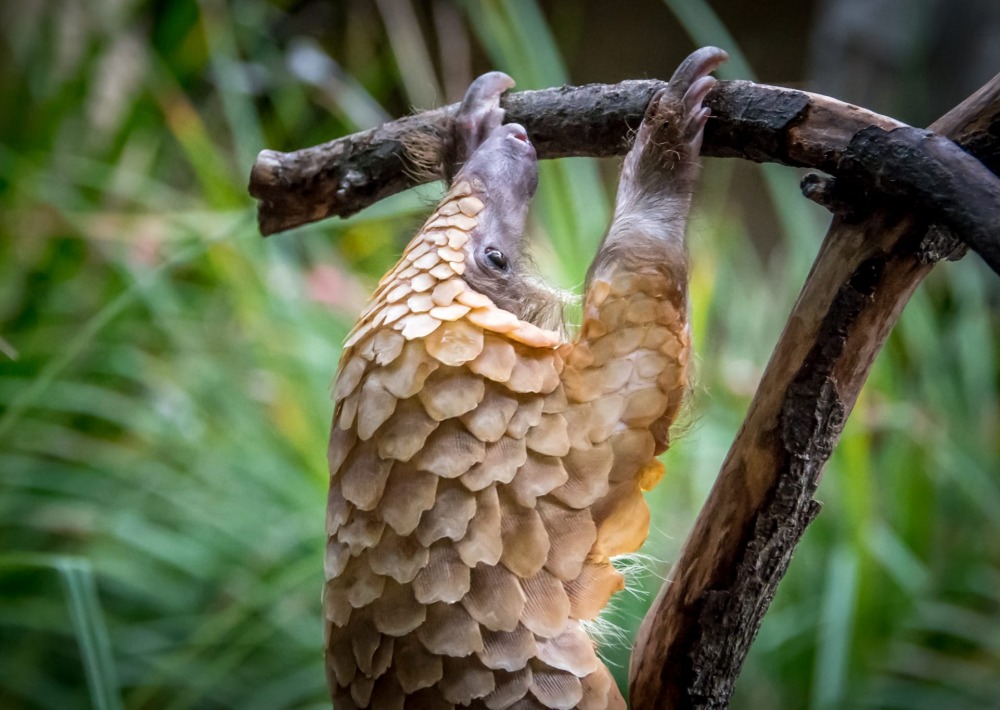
[324,47,728,709]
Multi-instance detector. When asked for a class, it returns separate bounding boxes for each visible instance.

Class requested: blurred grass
[1,1,998,709]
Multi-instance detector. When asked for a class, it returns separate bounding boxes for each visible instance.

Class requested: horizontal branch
[249,76,1000,278]
[248,79,903,235]
[629,72,1000,709]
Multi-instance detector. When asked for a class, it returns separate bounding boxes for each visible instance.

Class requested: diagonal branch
[628,72,1000,709]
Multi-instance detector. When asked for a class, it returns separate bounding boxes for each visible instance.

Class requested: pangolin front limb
[325,47,728,709]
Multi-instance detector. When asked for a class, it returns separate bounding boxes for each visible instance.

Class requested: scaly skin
[324,47,728,709]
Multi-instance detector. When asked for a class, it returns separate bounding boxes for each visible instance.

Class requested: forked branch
[247,64,1000,709]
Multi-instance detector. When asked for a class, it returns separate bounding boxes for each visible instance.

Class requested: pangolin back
[324,175,690,708]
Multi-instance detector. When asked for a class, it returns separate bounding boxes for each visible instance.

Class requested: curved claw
[682,75,717,144]
[666,46,728,98]
[453,71,517,170]
[626,47,728,183]
[459,71,516,119]
[684,75,717,116]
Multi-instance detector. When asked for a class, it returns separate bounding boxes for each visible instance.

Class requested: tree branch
[628,72,1000,709]
[248,79,903,235]
[248,76,1000,277]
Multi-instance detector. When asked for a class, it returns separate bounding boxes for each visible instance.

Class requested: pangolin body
[325,48,728,709]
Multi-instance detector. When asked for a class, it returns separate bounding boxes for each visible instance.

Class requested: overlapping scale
[379,465,439,536]
[468,334,518,382]
[463,563,527,632]
[368,527,429,584]
[564,562,625,621]
[376,340,438,399]
[371,635,395,679]
[418,602,484,656]
[394,634,444,692]
[417,370,486,421]
[506,397,543,439]
[537,500,597,581]
[534,626,601,677]
[340,441,393,510]
[413,419,487,478]
[356,378,398,439]
[439,655,496,705]
[456,487,503,567]
[506,452,568,508]
[463,436,527,491]
[372,579,426,636]
[518,569,571,638]
[461,387,519,442]
[478,624,538,672]
[551,443,612,508]
[484,667,533,709]
[337,509,385,554]
[351,673,375,706]
[413,543,471,604]
[424,318,484,366]
[414,482,477,545]
[525,413,570,457]
[374,398,438,462]
[499,500,550,578]
[579,668,624,710]
[528,665,584,709]
[349,614,382,675]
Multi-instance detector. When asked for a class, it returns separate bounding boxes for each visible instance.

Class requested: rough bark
[248,76,1000,278]
[248,79,905,235]
[627,73,1000,710]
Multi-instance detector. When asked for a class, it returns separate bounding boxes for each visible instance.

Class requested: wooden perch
[248,79,904,233]
[629,74,1000,708]
[249,62,1000,709]
[248,78,1000,278]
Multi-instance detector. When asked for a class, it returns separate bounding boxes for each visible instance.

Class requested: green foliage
[1,2,998,709]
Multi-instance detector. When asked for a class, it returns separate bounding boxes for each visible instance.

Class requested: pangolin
[324,47,728,709]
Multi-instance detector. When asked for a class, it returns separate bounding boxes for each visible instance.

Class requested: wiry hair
[400,122,451,185]
[582,552,669,657]
[514,271,572,334]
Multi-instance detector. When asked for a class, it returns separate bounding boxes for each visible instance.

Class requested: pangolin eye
[485,247,508,271]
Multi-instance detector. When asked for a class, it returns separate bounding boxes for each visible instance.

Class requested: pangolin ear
[448,72,515,181]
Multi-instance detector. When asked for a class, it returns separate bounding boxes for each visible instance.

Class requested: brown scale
[325,48,728,709]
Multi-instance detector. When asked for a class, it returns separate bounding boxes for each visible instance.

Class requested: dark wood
[248,80,902,235]
[836,125,1000,275]
[248,74,1000,278]
[628,73,1000,709]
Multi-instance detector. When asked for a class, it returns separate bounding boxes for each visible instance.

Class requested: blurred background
[1,1,999,708]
